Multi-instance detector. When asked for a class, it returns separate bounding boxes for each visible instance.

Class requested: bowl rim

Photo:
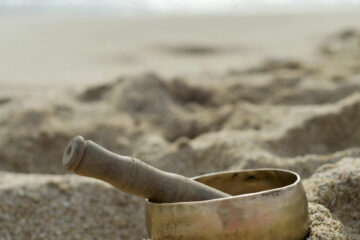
[146,168,301,206]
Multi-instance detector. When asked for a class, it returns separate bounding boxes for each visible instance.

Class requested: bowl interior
[193,169,298,196]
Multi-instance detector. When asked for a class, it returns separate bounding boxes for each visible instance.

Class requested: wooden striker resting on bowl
[63,136,230,203]
[63,136,309,240]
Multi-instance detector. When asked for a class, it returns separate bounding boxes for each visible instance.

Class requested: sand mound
[307,203,349,240]
[267,95,360,157]
[79,73,230,141]
[0,102,141,173]
[271,84,360,105]
[305,158,360,238]
[320,29,360,56]
[0,172,146,240]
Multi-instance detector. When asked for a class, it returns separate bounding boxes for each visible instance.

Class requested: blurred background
[1,0,360,89]
[1,1,360,239]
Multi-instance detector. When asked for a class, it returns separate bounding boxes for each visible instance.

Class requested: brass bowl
[146,169,309,240]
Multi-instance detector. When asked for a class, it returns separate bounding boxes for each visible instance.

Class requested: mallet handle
[63,136,230,203]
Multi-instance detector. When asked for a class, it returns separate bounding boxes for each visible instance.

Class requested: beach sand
[0,11,360,239]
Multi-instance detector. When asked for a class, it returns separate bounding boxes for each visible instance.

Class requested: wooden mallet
[63,136,230,203]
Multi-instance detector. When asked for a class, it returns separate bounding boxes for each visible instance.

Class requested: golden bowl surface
[146,169,309,240]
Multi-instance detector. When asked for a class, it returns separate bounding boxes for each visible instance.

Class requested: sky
[0,0,359,14]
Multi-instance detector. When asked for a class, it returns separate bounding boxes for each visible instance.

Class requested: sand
[0,12,360,239]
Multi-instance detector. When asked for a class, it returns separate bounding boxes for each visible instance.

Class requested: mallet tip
[63,136,86,171]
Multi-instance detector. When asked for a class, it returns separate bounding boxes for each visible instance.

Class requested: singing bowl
[146,169,309,240]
